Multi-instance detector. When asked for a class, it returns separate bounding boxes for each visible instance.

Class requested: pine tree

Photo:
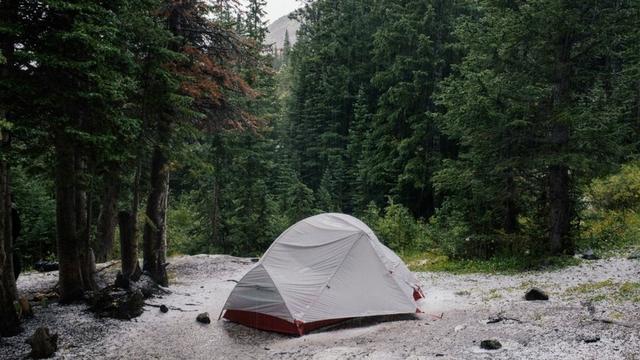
[0,0,21,335]
[361,0,465,218]
[288,0,379,211]
[437,0,638,255]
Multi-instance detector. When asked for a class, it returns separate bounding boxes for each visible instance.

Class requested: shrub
[580,162,640,252]
[361,201,432,253]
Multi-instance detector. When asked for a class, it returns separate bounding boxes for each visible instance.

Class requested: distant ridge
[266,13,300,49]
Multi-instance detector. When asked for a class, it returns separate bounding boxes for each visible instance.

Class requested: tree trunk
[95,175,119,262]
[119,211,141,281]
[54,141,84,303]
[547,31,574,255]
[548,163,571,253]
[504,172,518,234]
[142,147,169,287]
[210,177,222,251]
[75,157,97,292]
[0,129,21,337]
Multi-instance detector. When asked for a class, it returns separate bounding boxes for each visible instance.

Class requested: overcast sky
[265,0,300,24]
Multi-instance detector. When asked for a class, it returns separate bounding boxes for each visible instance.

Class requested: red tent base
[223,310,348,336]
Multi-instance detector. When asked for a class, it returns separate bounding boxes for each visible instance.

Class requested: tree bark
[119,211,141,281]
[0,129,21,337]
[142,147,169,287]
[54,141,84,303]
[548,32,574,255]
[95,175,120,262]
[548,164,571,253]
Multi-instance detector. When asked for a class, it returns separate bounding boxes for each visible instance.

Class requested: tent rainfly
[220,213,425,335]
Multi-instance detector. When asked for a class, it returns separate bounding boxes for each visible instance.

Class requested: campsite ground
[2,255,639,359]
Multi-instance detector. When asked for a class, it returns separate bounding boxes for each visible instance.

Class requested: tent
[220,213,424,335]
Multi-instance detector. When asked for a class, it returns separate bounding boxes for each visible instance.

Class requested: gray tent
[221,213,424,335]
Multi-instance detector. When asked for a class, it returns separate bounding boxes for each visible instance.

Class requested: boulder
[26,327,58,359]
[33,261,59,273]
[196,312,211,324]
[480,339,502,350]
[525,288,549,301]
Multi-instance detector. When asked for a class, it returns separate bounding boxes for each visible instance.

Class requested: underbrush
[578,161,640,256]
[402,251,580,274]
[565,280,640,303]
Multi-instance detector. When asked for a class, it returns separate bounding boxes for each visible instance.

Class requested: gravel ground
[1,255,639,359]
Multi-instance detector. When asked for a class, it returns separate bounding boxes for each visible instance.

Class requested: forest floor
[2,255,639,359]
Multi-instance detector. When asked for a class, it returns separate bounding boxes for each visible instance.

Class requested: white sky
[265,0,300,24]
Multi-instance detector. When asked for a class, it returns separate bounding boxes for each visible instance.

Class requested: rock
[26,327,58,359]
[196,312,211,324]
[454,324,466,332]
[88,288,145,320]
[525,288,549,301]
[627,251,640,260]
[160,305,169,313]
[582,249,600,260]
[33,260,59,273]
[582,336,600,343]
[480,339,502,350]
[18,297,33,318]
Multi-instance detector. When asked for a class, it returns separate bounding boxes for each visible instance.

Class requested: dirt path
[2,255,639,359]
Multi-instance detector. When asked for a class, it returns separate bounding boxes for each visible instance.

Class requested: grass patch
[565,280,640,303]
[403,251,580,275]
[566,279,615,294]
[483,289,502,301]
[618,282,640,302]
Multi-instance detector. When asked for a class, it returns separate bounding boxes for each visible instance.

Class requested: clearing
[2,255,639,359]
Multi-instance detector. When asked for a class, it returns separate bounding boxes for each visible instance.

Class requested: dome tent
[220,213,424,335]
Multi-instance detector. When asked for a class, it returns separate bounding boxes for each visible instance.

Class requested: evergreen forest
[1,0,640,337]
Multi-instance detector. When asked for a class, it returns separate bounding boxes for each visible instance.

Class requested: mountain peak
[266,13,300,49]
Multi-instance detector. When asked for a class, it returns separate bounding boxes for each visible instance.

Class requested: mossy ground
[564,280,640,303]
[402,251,581,275]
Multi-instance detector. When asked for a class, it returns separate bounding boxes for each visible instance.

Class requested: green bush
[589,162,640,211]
[167,197,208,255]
[12,166,57,265]
[361,201,432,253]
[580,162,640,252]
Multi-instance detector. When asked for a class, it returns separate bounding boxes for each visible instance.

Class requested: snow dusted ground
[2,255,639,359]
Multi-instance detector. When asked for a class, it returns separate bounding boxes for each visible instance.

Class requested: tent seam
[260,264,295,322]
[298,232,366,322]
[368,244,418,309]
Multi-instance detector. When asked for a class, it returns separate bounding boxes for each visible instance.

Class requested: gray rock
[480,339,502,350]
[196,312,211,324]
[582,249,600,260]
[525,288,549,301]
[26,327,58,359]
[582,336,600,343]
